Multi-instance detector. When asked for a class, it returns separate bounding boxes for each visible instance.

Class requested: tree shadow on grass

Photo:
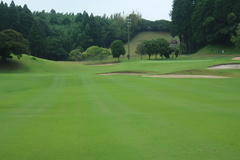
[0,59,25,72]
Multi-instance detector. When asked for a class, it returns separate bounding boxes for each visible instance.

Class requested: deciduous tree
[110,40,125,61]
[84,46,110,61]
[136,42,147,59]
[156,38,171,59]
[0,29,30,62]
[69,49,84,61]
[231,24,240,49]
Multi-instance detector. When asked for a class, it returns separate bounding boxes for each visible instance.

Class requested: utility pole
[127,17,131,60]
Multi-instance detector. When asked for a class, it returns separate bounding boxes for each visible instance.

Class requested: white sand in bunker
[208,63,240,69]
[99,73,229,78]
[99,73,146,75]
[232,57,240,60]
[88,63,117,66]
[146,75,229,78]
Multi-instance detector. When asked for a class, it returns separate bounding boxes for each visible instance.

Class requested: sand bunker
[208,63,240,69]
[99,73,228,78]
[232,57,240,60]
[146,75,228,79]
[89,63,117,66]
[99,73,145,75]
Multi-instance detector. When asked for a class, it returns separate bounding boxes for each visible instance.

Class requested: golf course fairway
[0,55,240,160]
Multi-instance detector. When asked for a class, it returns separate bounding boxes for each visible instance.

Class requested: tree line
[69,40,128,62]
[136,38,179,60]
[171,0,240,53]
[0,0,171,61]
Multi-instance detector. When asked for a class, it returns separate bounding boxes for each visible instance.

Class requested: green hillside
[0,55,240,160]
[195,44,240,55]
[124,31,178,58]
[0,55,86,73]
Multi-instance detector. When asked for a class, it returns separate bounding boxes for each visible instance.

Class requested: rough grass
[195,44,240,55]
[0,55,240,160]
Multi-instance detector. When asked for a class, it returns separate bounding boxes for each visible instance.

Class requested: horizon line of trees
[136,38,179,60]
[0,0,171,61]
[171,0,240,54]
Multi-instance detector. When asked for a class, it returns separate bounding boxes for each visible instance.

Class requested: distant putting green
[0,55,240,160]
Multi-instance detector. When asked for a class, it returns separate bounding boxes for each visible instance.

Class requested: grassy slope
[195,44,240,55]
[0,55,240,160]
[124,31,178,57]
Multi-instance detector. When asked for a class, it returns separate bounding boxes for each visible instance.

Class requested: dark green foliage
[84,46,110,61]
[28,21,47,57]
[143,40,155,60]
[137,38,172,60]
[18,5,34,37]
[75,13,83,23]
[69,49,84,61]
[231,24,240,49]
[1,1,171,61]
[0,29,30,62]
[8,1,20,31]
[179,43,187,55]
[110,40,126,61]
[61,17,71,25]
[0,1,9,31]
[136,42,147,59]
[45,37,68,61]
[171,0,195,53]
[156,38,171,59]
[171,0,240,53]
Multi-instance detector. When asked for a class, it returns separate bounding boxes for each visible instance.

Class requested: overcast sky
[3,0,173,21]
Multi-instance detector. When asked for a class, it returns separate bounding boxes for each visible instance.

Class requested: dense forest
[171,0,240,53]
[0,0,170,61]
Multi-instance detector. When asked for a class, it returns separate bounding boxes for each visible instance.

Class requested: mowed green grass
[0,55,240,160]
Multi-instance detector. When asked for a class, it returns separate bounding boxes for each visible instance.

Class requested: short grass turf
[0,55,240,160]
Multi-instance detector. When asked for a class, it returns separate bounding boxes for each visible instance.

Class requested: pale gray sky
[3,0,173,21]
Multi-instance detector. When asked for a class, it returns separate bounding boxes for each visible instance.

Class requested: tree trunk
[1,55,7,63]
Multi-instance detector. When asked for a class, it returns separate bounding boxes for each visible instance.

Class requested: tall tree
[110,40,125,61]
[18,4,34,37]
[143,40,155,60]
[0,29,30,62]
[156,38,171,59]
[171,0,196,53]
[7,0,19,31]
[192,0,215,46]
[231,24,240,49]
[136,42,147,60]
[84,46,110,61]
[0,1,9,31]
[28,21,47,57]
